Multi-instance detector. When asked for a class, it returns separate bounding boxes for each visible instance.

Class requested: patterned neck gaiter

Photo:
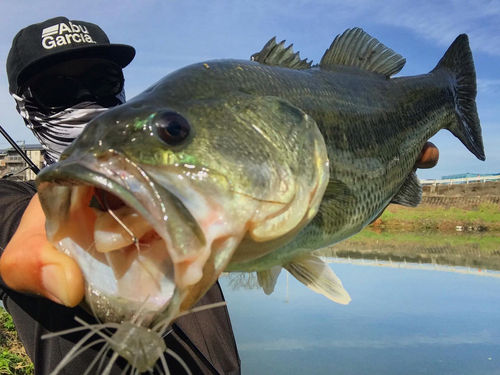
[12,90,125,165]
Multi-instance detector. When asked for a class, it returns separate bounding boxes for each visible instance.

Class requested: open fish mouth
[37,152,210,326]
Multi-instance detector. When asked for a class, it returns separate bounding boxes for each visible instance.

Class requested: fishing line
[101,190,141,253]
[101,189,163,291]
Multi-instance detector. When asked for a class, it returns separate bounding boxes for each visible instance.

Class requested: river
[221,230,500,374]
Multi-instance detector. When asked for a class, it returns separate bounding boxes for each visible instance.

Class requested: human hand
[0,194,84,307]
[414,141,439,169]
[370,141,439,224]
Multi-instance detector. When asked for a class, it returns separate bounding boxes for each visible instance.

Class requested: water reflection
[318,230,500,272]
[221,230,500,375]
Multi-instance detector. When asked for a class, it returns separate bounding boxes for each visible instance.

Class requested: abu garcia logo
[41,22,96,49]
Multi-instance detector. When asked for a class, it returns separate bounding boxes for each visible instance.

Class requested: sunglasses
[25,63,124,111]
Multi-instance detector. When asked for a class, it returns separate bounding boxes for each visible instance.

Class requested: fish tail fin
[432,34,485,161]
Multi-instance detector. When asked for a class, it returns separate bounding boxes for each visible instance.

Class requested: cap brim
[17,44,136,91]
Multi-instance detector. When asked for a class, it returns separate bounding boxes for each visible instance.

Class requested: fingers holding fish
[0,194,84,307]
[415,141,439,169]
[370,141,440,224]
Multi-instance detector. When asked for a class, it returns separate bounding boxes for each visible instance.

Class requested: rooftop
[0,144,44,153]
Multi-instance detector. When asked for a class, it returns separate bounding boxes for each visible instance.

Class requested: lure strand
[101,351,120,375]
[166,347,192,375]
[49,330,97,374]
[154,301,227,336]
[83,343,110,375]
[159,348,171,375]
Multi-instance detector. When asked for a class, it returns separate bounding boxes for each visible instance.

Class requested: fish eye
[154,111,191,146]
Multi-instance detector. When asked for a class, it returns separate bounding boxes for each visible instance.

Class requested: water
[220,231,500,375]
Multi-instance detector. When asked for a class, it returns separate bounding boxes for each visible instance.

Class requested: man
[0,16,240,375]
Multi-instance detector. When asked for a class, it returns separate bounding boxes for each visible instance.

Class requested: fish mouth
[37,153,213,326]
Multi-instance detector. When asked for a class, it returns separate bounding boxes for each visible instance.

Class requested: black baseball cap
[7,16,136,94]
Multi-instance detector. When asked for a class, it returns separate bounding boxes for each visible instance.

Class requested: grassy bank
[0,308,33,375]
[351,227,500,252]
[374,202,500,231]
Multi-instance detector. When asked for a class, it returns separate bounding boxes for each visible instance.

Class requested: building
[0,144,45,181]
[441,172,500,179]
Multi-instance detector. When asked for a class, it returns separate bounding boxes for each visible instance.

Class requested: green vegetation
[0,308,33,375]
[380,202,500,222]
[374,203,500,231]
[352,227,500,252]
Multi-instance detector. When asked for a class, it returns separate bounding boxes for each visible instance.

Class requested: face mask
[12,90,125,165]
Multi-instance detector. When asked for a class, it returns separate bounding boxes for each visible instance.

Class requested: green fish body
[36,28,484,371]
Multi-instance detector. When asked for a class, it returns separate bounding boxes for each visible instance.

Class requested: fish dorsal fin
[285,254,351,305]
[391,171,422,207]
[320,28,406,77]
[257,266,282,295]
[251,37,313,69]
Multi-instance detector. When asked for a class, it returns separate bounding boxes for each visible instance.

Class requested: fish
[36,28,484,373]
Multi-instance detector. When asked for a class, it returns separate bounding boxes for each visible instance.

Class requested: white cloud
[373,0,500,55]
[478,79,500,93]
[222,0,500,56]
[279,0,500,56]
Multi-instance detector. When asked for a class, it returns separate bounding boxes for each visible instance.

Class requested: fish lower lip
[42,182,176,324]
[38,154,244,325]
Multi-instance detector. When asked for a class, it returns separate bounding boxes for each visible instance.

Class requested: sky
[0,0,498,180]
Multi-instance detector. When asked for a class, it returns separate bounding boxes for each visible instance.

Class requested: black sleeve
[0,180,37,254]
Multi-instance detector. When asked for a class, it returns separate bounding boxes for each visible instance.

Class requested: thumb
[0,195,84,307]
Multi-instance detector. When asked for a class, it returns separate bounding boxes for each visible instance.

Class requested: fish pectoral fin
[390,171,422,207]
[257,266,282,295]
[323,179,355,210]
[312,179,356,228]
[251,37,312,69]
[320,28,406,78]
[284,254,351,305]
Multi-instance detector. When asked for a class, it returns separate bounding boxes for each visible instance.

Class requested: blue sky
[0,0,498,179]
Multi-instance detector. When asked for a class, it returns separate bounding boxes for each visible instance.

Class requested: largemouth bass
[36,28,484,373]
